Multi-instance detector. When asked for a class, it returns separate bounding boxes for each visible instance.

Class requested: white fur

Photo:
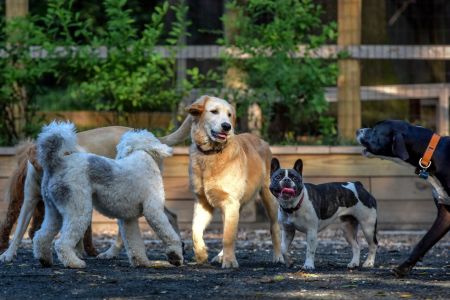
[278,185,378,270]
[33,122,183,268]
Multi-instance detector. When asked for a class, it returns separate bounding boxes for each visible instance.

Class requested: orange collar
[419,133,441,169]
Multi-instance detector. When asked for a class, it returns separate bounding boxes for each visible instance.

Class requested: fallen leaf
[400,293,413,298]
[273,275,284,281]
[294,271,319,278]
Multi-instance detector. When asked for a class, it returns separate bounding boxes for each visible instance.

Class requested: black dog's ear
[270,158,280,175]
[392,132,409,160]
[293,159,303,175]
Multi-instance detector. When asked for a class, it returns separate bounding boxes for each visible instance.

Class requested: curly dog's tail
[37,121,79,172]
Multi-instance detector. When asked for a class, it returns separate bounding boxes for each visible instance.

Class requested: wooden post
[6,0,28,19]
[437,85,449,136]
[6,0,29,140]
[337,0,362,141]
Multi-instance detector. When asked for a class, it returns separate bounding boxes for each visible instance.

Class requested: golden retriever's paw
[221,257,239,269]
[273,253,285,264]
[194,248,209,265]
[362,260,375,268]
[65,259,86,269]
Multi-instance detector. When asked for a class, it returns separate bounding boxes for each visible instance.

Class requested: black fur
[305,183,358,220]
[357,119,450,276]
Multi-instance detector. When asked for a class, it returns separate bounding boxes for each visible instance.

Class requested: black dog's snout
[221,122,232,132]
[356,129,362,136]
[282,178,292,186]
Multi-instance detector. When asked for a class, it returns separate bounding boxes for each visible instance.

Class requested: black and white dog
[357,120,450,277]
[270,158,378,270]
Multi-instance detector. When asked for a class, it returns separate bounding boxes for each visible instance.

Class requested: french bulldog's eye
[210,109,219,114]
[275,175,281,180]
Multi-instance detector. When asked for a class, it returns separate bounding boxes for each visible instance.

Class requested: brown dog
[0,117,192,261]
[188,96,283,268]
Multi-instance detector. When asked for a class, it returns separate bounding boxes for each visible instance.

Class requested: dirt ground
[0,229,449,299]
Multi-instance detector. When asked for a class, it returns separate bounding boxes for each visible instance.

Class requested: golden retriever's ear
[186,95,210,117]
[230,105,237,126]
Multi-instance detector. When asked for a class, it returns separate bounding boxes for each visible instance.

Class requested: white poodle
[34,121,183,268]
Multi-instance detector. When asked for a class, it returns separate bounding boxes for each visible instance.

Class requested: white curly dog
[34,121,183,268]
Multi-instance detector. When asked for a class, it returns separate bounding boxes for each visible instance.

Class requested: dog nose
[221,122,232,132]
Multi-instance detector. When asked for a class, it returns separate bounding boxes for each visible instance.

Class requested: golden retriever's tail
[0,140,35,249]
[36,121,79,172]
[159,115,193,146]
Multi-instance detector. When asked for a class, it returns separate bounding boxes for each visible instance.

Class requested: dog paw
[0,251,16,263]
[362,260,374,268]
[194,248,209,265]
[347,261,360,269]
[211,250,223,264]
[391,264,413,278]
[302,263,315,270]
[222,257,239,269]
[167,251,183,267]
[273,253,285,264]
[66,259,86,269]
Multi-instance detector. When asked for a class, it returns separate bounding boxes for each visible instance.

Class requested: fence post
[437,85,449,136]
[6,0,29,140]
[337,0,362,141]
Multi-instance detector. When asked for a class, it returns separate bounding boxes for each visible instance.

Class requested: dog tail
[36,121,79,171]
[159,115,193,146]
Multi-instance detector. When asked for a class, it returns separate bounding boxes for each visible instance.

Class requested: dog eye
[275,175,281,180]
[228,113,232,117]
[210,110,219,114]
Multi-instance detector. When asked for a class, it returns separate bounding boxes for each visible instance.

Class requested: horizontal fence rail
[3,45,450,60]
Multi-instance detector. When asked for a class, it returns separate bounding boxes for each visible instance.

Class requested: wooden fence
[0,146,437,232]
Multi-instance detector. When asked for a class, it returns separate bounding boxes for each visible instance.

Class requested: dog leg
[33,202,62,267]
[143,202,183,267]
[260,186,284,264]
[281,224,296,267]
[164,206,186,255]
[54,199,92,269]
[220,203,240,269]
[341,217,360,268]
[0,189,24,251]
[303,230,318,270]
[1,163,41,263]
[118,219,152,267]
[82,225,98,257]
[98,228,123,260]
[393,204,450,277]
[28,200,45,240]
[360,214,378,268]
[192,197,214,264]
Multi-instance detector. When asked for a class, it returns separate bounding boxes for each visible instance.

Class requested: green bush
[221,0,338,144]
[0,0,197,145]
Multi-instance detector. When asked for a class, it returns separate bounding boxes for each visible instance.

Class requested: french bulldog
[270,158,378,270]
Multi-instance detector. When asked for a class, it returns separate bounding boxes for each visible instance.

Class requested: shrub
[221,0,338,144]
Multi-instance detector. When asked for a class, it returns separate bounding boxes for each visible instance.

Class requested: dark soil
[0,229,449,299]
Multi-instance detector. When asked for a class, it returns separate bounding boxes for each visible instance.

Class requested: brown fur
[189,96,282,268]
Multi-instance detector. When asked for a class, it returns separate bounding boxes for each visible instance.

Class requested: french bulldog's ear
[186,95,209,117]
[293,159,303,175]
[392,132,409,161]
[270,158,280,175]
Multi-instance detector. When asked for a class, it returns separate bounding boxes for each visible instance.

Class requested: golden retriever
[188,95,283,268]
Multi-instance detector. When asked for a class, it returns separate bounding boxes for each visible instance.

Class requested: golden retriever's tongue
[217,132,227,139]
[281,187,295,195]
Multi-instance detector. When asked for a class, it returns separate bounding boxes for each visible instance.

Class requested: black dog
[357,120,450,277]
